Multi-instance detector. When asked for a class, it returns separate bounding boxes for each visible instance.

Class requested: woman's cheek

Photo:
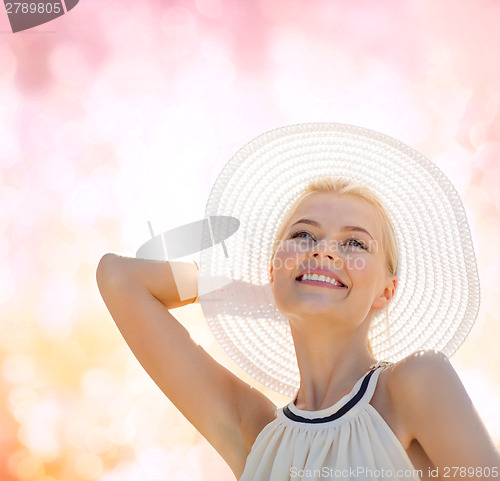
[344,253,368,273]
[273,246,302,273]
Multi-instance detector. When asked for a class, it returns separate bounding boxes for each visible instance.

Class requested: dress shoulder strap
[358,360,392,406]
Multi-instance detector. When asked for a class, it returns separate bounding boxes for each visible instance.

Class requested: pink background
[1,0,499,479]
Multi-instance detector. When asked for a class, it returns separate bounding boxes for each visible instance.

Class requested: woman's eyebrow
[290,218,374,240]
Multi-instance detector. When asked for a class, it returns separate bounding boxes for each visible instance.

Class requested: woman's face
[270,192,397,329]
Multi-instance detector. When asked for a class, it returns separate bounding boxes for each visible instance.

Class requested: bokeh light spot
[86,426,112,454]
[3,354,35,384]
[62,180,105,231]
[35,271,76,340]
[14,455,45,480]
[195,0,222,18]
[75,452,104,480]
[0,42,17,88]
[8,387,38,423]
[17,397,61,461]
[54,121,87,157]
[0,264,16,304]
[161,7,197,59]
[476,141,500,174]
[49,42,91,87]
[82,369,117,398]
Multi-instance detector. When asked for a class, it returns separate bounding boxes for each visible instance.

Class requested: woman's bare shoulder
[374,349,448,395]
[377,350,500,474]
[370,350,453,449]
[377,350,457,427]
[382,349,452,392]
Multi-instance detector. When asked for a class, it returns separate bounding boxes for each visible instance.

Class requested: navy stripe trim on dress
[282,368,376,423]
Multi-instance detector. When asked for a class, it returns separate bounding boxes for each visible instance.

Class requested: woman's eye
[345,238,367,249]
[289,230,315,240]
[288,232,367,250]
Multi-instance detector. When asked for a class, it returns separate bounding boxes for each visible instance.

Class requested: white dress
[239,363,422,481]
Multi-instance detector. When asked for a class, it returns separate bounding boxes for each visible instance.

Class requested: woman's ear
[373,275,397,310]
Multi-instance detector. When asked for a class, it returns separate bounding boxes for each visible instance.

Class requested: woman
[97,123,500,480]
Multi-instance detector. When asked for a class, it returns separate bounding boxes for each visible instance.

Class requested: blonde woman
[97,123,500,480]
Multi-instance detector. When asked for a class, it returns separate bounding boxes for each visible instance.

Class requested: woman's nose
[310,239,338,260]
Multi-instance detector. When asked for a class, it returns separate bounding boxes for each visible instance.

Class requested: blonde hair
[269,177,398,356]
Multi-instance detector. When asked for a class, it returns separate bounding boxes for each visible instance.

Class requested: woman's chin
[282,299,344,320]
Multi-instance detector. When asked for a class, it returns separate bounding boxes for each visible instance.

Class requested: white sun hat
[197,122,480,398]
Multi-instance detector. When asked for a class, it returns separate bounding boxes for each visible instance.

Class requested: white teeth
[301,273,345,287]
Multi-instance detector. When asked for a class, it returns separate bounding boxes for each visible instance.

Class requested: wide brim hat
[198,122,480,398]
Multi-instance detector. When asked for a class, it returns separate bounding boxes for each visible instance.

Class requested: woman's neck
[290,318,376,411]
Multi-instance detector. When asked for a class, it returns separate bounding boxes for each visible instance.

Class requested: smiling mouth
[296,274,347,288]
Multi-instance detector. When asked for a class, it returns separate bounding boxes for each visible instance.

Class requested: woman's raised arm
[95,254,275,476]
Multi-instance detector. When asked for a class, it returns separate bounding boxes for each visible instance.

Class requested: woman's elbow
[96,253,125,293]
